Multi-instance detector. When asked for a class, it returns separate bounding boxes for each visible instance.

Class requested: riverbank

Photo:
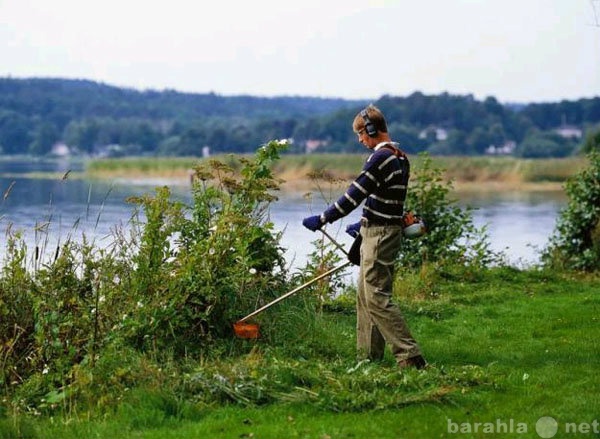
[2,267,598,439]
[85,154,587,193]
[2,149,597,439]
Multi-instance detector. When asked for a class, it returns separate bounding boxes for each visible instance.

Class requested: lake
[0,159,567,270]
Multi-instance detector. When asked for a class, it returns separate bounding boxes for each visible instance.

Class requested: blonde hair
[353,104,388,134]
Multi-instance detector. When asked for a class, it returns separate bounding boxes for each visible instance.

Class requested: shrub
[0,140,292,405]
[542,151,600,271]
[398,153,500,268]
[0,232,35,389]
[122,140,290,351]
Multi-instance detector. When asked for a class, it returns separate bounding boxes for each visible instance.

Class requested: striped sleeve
[322,153,381,223]
[322,148,409,224]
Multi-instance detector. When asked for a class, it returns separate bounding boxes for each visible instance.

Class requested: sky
[1,0,599,103]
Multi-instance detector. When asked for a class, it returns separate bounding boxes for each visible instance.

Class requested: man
[302,104,426,370]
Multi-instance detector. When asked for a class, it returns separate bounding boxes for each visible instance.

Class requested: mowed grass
[1,268,598,439]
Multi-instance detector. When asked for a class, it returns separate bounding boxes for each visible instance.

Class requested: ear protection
[360,109,378,137]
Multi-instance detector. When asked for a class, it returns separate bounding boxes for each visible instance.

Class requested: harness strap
[378,143,408,159]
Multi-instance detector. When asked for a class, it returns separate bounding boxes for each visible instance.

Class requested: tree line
[0,77,599,158]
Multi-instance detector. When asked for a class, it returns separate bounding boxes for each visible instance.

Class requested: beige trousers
[356,224,421,363]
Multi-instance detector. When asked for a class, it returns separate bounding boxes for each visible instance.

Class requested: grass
[8,154,587,191]
[1,266,598,438]
[432,156,586,182]
[85,156,200,180]
[84,155,589,191]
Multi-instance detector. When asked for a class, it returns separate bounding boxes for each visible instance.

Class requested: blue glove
[345,222,361,238]
[302,215,324,232]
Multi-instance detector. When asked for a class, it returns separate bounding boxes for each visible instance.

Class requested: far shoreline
[4,154,578,195]
[83,154,585,195]
[91,171,567,195]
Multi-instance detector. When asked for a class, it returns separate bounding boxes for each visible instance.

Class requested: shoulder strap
[379,143,410,182]
[379,143,408,160]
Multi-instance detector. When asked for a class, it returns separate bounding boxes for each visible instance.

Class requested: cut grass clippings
[1,266,598,438]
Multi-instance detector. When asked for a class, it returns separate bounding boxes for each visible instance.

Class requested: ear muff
[360,109,377,137]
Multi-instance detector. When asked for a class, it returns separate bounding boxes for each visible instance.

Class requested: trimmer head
[233,321,260,339]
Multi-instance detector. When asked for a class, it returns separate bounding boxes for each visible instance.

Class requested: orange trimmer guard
[233,321,260,339]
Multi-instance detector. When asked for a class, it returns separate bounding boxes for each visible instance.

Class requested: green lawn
[1,268,598,439]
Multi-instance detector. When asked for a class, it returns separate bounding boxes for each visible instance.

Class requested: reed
[85,154,589,189]
[434,155,588,183]
[86,156,200,177]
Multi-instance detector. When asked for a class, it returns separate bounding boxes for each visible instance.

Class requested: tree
[428,130,467,156]
[488,123,507,148]
[2,77,600,156]
[157,136,183,156]
[387,123,426,153]
[514,131,575,158]
[581,127,600,154]
[0,111,31,154]
[28,122,60,155]
[64,119,101,153]
[467,127,493,155]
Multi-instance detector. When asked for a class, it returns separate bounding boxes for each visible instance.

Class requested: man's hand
[302,215,324,232]
[345,222,361,238]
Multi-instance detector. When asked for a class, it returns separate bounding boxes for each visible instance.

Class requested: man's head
[353,104,390,148]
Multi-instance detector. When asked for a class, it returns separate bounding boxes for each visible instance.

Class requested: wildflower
[209,248,216,255]
[249,268,257,275]
[276,139,289,146]
[137,301,144,308]
[42,365,49,375]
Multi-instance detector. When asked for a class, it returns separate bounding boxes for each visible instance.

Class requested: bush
[398,153,500,268]
[0,140,292,405]
[0,232,35,389]
[542,151,600,271]
[121,140,290,351]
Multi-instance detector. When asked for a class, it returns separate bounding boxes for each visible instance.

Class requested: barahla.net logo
[447,416,599,437]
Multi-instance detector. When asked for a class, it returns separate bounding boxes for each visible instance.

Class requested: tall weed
[0,231,35,389]
[117,141,291,351]
[0,141,292,412]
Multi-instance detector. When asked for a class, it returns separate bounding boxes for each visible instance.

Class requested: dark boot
[397,355,427,370]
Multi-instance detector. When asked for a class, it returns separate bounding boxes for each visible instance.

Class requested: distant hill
[0,77,368,155]
[0,77,598,157]
[0,77,367,122]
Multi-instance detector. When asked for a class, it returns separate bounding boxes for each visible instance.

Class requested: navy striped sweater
[322,142,410,225]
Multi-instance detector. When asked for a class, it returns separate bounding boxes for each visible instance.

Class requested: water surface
[0,159,566,269]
